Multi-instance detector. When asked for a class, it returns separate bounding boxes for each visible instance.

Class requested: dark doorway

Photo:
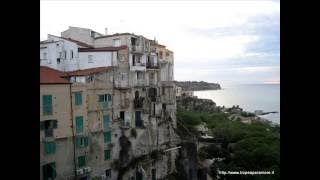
[136,170,143,180]
[120,111,125,121]
[135,111,142,127]
[152,169,156,180]
[42,162,56,180]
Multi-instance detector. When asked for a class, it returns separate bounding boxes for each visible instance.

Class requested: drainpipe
[69,83,77,180]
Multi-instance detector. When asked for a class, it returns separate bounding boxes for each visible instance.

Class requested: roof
[60,37,94,48]
[61,67,113,77]
[40,66,70,84]
[78,45,128,52]
[95,33,133,39]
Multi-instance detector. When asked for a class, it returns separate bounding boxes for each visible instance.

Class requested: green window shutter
[75,92,82,105]
[52,120,58,129]
[104,149,111,160]
[99,95,104,102]
[40,122,45,131]
[103,115,110,130]
[84,137,89,147]
[76,137,81,148]
[104,131,111,143]
[43,95,52,115]
[75,116,84,134]
[45,142,56,154]
[51,162,56,178]
[78,156,86,168]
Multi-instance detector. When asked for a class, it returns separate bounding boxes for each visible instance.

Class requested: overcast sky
[41,0,280,86]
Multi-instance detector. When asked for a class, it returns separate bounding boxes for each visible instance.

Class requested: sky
[41,0,280,86]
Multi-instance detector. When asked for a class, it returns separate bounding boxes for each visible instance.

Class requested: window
[104,149,111,160]
[104,131,111,143]
[76,136,89,148]
[88,55,93,63]
[90,31,95,37]
[43,162,56,180]
[105,169,112,178]
[103,115,110,130]
[64,50,67,59]
[57,58,61,64]
[42,95,52,115]
[40,120,57,137]
[162,87,165,95]
[99,94,112,102]
[137,72,144,80]
[120,73,127,81]
[159,51,163,59]
[75,116,84,134]
[113,38,120,47]
[120,111,125,121]
[44,141,56,154]
[131,37,137,46]
[78,156,86,168]
[74,92,82,106]
[166,51,170,56]
[71,50,73,59]
[135,111,143,127]
[43,52,47,60]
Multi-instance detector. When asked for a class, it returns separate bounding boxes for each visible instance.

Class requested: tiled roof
[78,45,128,52]
[60,37,94,48]
[61,67,113,77]
[40,66,70,84]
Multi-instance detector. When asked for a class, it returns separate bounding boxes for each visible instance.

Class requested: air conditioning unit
[76,169,84,175]
[84,167,91,173]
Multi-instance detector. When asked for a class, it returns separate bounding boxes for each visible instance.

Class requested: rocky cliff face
[174,81,221,91]
[177,96,217,112]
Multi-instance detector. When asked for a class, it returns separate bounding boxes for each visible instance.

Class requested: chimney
[105,28,108,35]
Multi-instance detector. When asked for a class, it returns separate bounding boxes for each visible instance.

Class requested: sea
[194,84,280,124]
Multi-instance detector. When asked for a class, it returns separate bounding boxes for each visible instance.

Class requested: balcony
[134,79,146,87]
[120,119,131,129]
[99,101,112,110]
[134,97,144,109]
[130,63,146,71]
[146,63,160,70]
[131,45,143,53]
[114,81,130,89]
[45,129,54,137]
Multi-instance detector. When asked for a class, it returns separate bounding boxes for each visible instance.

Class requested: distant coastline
[174,81,221,91]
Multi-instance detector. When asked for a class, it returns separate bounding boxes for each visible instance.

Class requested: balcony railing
[115,81,130,89]
[146,63,160,69]
[45,129,54,137]
[131,45,143,53]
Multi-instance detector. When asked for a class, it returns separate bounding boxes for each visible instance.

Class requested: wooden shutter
[104,132,111,143]
[103,115,110,130]
[75,116,84,133]
[104,149,111,160]
[75,92,82,105]
[43,95,52,115]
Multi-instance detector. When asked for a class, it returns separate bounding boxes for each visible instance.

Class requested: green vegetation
[177,110,280,180]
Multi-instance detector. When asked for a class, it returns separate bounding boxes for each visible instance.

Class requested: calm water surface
[194,84,280,124]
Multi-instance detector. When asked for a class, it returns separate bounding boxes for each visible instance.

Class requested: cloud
[41,0,279,84]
